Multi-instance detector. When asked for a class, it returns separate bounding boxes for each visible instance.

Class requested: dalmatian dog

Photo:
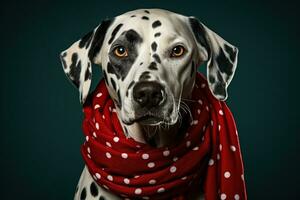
[60,8,238,200]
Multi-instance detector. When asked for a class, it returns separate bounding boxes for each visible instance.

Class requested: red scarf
[81,73,247,200]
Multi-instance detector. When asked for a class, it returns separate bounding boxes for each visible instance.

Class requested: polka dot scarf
[81,73,247,200]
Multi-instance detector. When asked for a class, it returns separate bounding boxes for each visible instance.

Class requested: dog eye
[170,45,185,58]
[113,46,128,58]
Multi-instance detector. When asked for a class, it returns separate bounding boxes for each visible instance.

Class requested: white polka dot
[142,197,150,200]
[106,152,112,159]
[234,194,240,200]
[220,193,227,200]
[217,153,220,160]
[197,109,201,114]
[163,150,170,156]
[136,145,141,148]
[134,175,140,178]
[208,159,214,166]
[198,99,203,105]
[107,175,113,181]
[193,146,199,151]
[86,136,89,142]
[96,92,102,97]
[218,124,221,131]
[201,136,205,141]
[87,154,91,159]
[192,120,198,125]
[230,145,237,152]
[181,176,187,180]
[135,188,142,195]
[173,157,178,162]
[211,120,214,126]
[202,126,206,132]
[157,187,165,193]
[95,173,101,179]
[241,174,244,181]
[147,162,155,168]
[149,179,156,184]
[219,144,222,151]
[94,104,100,109]
[113,136,120,142]
[206,106,209,111]
[219,109,224,115]
[93,132,97,138]
[87,147,91,153]
[201,83,206,88]
[170,166,177,173]
[186,141,191,147]
[121,153,128,159]
[102,115,105,119]
[124,178,130,184]
[224,171,231,178]
[95,122,99,130]
[106,142,112,147]
[142,153,149,160]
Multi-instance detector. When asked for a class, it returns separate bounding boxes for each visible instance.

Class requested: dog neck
[115,109,188,147]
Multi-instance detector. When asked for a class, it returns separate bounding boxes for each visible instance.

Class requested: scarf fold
[81,73,247,200]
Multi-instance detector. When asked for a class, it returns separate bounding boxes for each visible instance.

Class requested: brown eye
[114,46,128,57]
[170,45,185,58]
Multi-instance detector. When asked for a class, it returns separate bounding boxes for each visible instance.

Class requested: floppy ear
[189,17,238,101]
[60,19,113,104]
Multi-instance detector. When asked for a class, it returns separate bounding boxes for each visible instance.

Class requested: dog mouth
[123,114,165,126]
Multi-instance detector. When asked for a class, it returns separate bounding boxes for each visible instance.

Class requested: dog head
[60,9,238,126]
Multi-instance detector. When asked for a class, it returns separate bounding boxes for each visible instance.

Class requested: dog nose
[133,81,164,108]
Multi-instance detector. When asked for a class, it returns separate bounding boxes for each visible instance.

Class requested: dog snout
[133,81,165,109]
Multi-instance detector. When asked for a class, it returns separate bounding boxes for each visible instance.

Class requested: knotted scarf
[81,73,247,200]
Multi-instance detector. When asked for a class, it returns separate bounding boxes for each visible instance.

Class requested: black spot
[144,10,150,14]
[84,66,91,81]
[191,61,195,77]
[69,53,81,88]
[154,32,161,37]
[123,126,129,137]
[209,75,215,84]
[88,19,113,61]
[130,15,136,18]
[108,30,142,80]
[216,48,233,76]
[117,90,122,108]
[140,62,143,65]
[110,78,117,91]
[188,18,210,57]
[103,70,108,84]
[99,196,105,200]
[79,31,93,48]
[214,82,226,97]
[142,16,149,20]
[139,71,151,80]
[108,23,123,44]
[125,29,143,43]
[148,62,158,70]
[107,62,120,79]
[224,44,236,62]
[128,81,135,89]
[151,42,157,52]
[60,52,67,69]
[90,182,99,197]
[152,54,161,63]
[152,20,162,28]
[80,187,87,200]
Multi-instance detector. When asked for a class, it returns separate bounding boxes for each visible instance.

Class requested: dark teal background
[1,0,299,199]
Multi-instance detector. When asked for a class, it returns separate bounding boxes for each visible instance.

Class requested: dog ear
[189,17,238,101]
[60,19,113,104]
